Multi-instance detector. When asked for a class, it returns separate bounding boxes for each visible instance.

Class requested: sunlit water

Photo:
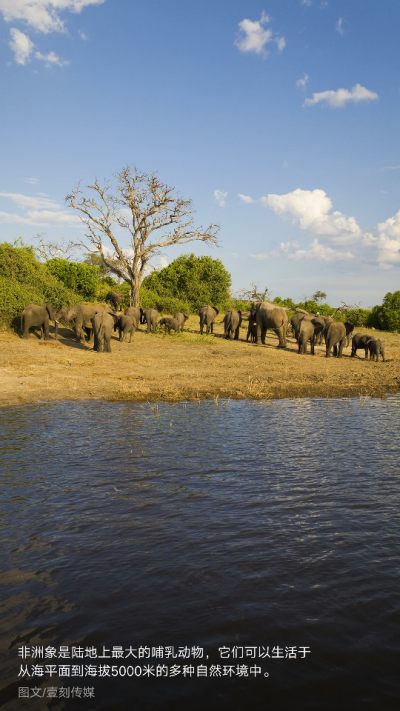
[0,397,399,710]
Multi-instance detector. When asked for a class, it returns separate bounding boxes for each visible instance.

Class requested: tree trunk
[130,276,141,307]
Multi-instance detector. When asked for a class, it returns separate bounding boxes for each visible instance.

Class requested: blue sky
[1,0,399,307]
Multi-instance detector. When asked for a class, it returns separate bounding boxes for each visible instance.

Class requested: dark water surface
[0,397,399,710]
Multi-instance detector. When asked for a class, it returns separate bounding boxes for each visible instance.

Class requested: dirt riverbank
[1,316,399,407]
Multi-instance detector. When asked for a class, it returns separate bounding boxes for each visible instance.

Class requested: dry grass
[1,315,399,407]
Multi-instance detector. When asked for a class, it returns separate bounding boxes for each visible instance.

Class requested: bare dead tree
[236,282,272,303]
[34,233,80,261]
[66,167,220,306]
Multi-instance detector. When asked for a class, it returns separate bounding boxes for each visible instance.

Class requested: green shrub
[45,258,99,300]
[367,291,400,332]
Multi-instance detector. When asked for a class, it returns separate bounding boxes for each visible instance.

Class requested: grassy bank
[1,315,399,407]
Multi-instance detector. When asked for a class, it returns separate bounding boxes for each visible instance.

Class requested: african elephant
[297,318,324,355]
[58,304,101,342]
[105,292,124,311]
[290,312,314,337]
[91,310,119,352]
[351,333,374,359]
[141,308,158,333]
[116,315,137,342]
[246,321,257,343]
[159,317,180,333]
[249,302,288,348]
[313,316,333,345]
[325,321,354,358]
[124,306,141,324]
[223,309,242,340]
[173,312,189,331]
[21,303,58,340]
[199,306,219,335]
[368,339,385,362]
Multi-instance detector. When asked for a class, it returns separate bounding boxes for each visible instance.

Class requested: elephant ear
[46,304,56,319]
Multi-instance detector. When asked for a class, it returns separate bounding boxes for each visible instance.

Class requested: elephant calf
[351,333,374,359]
[173,312,189,331]
[246,322,257,343]
[159,317,179,333]
[223,309,242,340]
[368,339,385,362]
[297,318,324,355]
[117,315,137,342]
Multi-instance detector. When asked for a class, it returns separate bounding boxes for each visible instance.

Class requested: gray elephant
[297,318,324,355]
[21,303,58,340]
[313,316,333,345]
[249,301,288,348]
[159,317,180,333]
[290,312,314,337]
[325,321,354,358]
[351,333,374,359]
[116,314,137,342]
[105,291,124,311]
[141,308,158,333]
[246,321,257,343]
[223,309,242,340]
[199,305,219,335]
[368,339,385,362]
[124,306,141,324]
[91,310,119,352]
[173,312,189,331]
[58,304,101,342]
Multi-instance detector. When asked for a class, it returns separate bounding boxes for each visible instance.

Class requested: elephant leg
[261,326,267,345]
[234,327,239,340]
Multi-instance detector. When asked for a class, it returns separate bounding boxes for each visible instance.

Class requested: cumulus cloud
[336,17,344,35]
[214,190,227,207]
[0,0,105,34]
[304,83,378,108]
[35,49,69,66]
[296,73,309,89]
[235,12,285,57]
[375,211,400,267]
[238,194,254,204]
[78,29,87,39]
[9,27,34,64]
[300,0,312,7]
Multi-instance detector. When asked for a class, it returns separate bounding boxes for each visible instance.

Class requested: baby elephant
[246,322,257,343]
[159,317,179,333]
[368,339,385,362]
[117,315,137,343]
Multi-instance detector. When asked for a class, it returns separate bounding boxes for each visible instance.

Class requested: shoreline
[1,316,399,407]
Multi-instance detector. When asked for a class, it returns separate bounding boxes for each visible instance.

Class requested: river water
[0,397,399,710]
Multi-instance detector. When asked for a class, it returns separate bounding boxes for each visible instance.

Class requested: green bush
[141,253,232,313]
[0,242,79,329]
[367,291,400,332]
[46,258,99,300]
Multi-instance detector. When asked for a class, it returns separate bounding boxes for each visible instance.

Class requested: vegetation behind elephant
[173,312,189,331]
[351,333,374,359]
[116,315,137,342]
[159,317,180,333]
[141,308,158,333]
[250,301,288,348]
[21,303,58,340]
[223,309,242,340]
[105,291,124,311]
[91,311,118,352]
[58,304,102,342]
[368,339,385,362]
[325,321,354,358]
[297,319,324,355]
[199,305,219,335]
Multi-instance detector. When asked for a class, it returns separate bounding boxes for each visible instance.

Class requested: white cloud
[78,29,87,39]
[0,191,79,225]
[0,0,105,34]
[235,12,285,57]
[35,49,69,66]
[25,177,39,184]
[0,192,61,210]
[296,73,309,89]
[238,193,254,204]
[375,212,400,267]
[381,165,400,171]
[304,84,378,108]
[300,0,312,7]
[214,189,227,207]
[336,17,344,35]
[9,27,34,64]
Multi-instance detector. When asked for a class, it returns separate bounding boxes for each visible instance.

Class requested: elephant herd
[20,298,385,361]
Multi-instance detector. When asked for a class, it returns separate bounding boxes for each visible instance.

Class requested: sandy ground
[1,316,399,407]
